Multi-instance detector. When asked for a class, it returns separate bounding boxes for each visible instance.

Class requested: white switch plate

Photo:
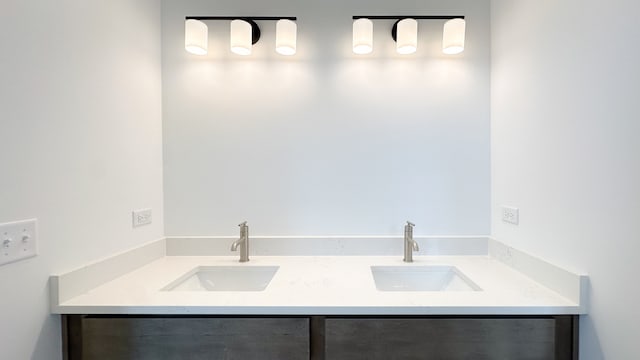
[132,209,152,228]
[0,219,38,266]
[501,206,519,225]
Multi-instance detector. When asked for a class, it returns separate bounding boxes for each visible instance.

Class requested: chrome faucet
[403,221,419,262]
[230,221,249,262]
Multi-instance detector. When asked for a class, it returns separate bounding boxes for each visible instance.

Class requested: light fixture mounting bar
[352,15,464,20]
[186,16,297,21]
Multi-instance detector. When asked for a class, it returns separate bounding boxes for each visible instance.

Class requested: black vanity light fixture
[185,16,298,56]
[352,15,466,55]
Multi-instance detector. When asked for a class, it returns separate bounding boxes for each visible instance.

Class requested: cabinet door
[69,317,309,360]
[325,318,559,360]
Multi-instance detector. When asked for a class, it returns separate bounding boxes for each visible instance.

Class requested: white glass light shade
[276,19,297,55]
[185,19,208,55]
[352,18,373,54]
[443,18,466,54]
[230,19,253,55]
[396,18,418,54]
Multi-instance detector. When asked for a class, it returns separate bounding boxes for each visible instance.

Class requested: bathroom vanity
[62,314,577,359]
[51,237,587,360]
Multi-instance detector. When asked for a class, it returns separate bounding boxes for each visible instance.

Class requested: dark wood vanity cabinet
[62,315,578,360]
[323,316,577,360]
[63,316,310,360]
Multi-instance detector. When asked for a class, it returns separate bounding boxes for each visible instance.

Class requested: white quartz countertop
[52,255,584,315]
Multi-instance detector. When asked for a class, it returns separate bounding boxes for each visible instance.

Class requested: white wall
[491,1,640,358]
[0,1,164,359]
[162,0,491,236]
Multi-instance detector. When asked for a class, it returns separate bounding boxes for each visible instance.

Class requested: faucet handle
[238,221,248,227]
[406,221,415,227]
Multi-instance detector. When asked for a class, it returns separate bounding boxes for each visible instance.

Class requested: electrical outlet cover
[501,206,519,225]
[132,209,152,228]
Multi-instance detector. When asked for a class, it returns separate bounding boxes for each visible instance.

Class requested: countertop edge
[52,305,586,316]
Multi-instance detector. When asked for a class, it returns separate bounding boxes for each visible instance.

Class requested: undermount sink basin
[162,266,279,292]
[370,265,481,292]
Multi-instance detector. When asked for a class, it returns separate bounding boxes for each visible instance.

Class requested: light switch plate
[132,209,152,228]
[501,206,519,225]
[0,219,38,266]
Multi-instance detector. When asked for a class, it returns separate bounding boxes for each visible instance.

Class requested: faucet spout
[411,240,419,252]
[230,238,242,251]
